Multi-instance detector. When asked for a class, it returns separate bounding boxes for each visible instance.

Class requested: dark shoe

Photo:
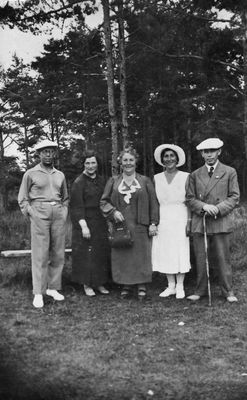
[120,286,131,299]
[137,285,147,300]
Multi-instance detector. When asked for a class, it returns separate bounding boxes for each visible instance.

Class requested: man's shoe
[84,285,96,297]
[187,294,201,301]
[97,286,109,295]
[159,287,176,297]
[226,295,238,303]
[176,288,185,299]
[33,294,44,308]
[46,289,65,301]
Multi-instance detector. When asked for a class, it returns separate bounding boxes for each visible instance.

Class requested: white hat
[35,139,58,151]
[196,138,223,151]
[154,144,186,167]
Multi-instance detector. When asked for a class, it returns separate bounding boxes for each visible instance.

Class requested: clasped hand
[203,204,219,217]
[113,210,125,222]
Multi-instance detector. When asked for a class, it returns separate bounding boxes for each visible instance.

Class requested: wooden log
[0,249,72,258]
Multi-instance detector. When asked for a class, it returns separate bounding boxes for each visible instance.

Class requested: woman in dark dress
[100,147,159,299]
[70,150,110,296]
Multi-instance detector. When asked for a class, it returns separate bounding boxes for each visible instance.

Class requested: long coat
[186,161,240,234]
[100,173,159,285]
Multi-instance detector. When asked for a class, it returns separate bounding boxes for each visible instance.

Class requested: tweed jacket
[186,162,240,234]
[100,173,159,226]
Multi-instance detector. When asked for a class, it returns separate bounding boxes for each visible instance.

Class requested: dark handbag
[108,220,133,248]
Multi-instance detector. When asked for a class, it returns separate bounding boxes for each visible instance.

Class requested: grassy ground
[1,208,247,400]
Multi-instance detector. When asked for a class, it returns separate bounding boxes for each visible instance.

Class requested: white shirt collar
[205,160,218,172]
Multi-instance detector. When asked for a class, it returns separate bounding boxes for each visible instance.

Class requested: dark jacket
[100,173,159,226]
[186,162,240,234]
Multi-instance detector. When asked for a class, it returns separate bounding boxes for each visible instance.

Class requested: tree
[102,0,119,175]
[1,56,44,169]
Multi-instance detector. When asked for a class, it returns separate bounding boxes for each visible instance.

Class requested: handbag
[108,220,133,248]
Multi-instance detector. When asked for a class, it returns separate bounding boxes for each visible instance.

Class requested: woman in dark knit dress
[70,150,110,296]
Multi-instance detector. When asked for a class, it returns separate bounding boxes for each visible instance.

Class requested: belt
[31,200,61,206]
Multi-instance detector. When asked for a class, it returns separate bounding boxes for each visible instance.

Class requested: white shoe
[226,295,238,303]
[46,289,64,301]
[84,285,96,297]
[176,287,185,299]
[187,294,201,301]
[97,286,109,294]
[159,287,176,297]
[33,294,44,308]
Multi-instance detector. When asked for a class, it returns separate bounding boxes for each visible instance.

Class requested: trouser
[193,233,234,298]
[30,202,67,294]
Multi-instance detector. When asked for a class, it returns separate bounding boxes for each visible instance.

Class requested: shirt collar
[36,163,57,173]
[205,160,218,172]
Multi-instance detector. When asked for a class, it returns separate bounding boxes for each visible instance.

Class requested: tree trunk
[242,9,247,196]
[0,130,6,209]
[24,124,29,169]
[102,0,119,176]
[187,117,192,172]
[117,0,129,148]
[55,120,60,169]
[142,111,147,175]
[147,115,154,178]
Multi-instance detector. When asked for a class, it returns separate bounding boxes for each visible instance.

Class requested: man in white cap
[186,138,240,303]
[18,139,69,308]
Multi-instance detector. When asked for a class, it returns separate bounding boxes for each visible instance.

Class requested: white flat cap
[154,144,186,167]
[196,138,223,151]
[35,139,58,151]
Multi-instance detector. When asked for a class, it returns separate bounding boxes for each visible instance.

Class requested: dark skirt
[71,215,110,287]
[111,205,152,285]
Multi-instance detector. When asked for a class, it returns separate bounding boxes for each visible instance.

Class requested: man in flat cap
[186,138,240,303]
[18,139,69,308]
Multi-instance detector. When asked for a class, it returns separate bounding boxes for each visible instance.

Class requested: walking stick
[203,213,212,307]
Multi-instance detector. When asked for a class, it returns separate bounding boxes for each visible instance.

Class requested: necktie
[208,167,214,178]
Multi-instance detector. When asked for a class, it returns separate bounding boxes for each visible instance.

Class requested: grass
[1,206,247,400]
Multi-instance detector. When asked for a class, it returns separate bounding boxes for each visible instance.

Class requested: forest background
[1,3,247,399]
[1,0,247,210]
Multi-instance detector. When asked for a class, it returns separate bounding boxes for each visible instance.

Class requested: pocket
[27,205,35,217]
[61,205,68,220]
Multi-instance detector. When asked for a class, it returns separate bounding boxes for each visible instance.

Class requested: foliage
[0,0,97,32]
[1,0,247,190]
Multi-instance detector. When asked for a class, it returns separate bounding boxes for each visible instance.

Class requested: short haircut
[82,149,100,165]
[118,147,139,164]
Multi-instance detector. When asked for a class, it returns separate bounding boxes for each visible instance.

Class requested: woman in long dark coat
[70,150,110,296]
[100,147,159,299]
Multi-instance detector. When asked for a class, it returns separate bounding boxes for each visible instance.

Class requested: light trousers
[30,202,67,294]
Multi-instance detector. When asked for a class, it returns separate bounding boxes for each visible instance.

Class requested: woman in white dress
[152,144,191,299]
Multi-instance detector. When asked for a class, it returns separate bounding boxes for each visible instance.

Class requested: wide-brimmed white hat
[196,138,223,151]
[35,139,58,151]
[154,144,186,167]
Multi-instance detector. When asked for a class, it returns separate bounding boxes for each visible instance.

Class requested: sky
[0,1,103,70]
[0,1,103,157]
